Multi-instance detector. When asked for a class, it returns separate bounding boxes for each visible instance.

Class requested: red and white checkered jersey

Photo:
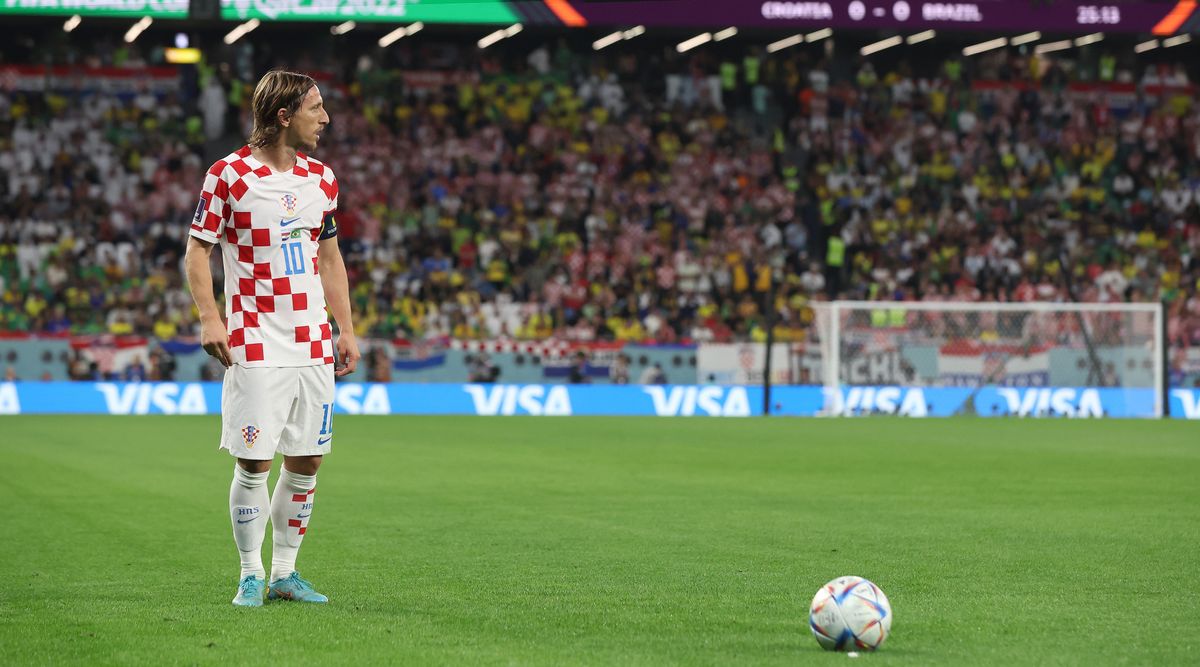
[189,145,340,368]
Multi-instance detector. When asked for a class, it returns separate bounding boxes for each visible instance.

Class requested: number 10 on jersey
[283,242,306,275]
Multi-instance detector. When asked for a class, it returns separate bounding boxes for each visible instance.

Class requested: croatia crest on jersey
[280,193,299,216]
[241,425,260,447]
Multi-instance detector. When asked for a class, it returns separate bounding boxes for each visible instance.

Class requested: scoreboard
[566,0,1196,33]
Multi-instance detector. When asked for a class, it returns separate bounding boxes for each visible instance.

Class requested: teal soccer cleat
[232,575,265,607]
[268,572,328,603]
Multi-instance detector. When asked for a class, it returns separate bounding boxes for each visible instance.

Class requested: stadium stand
[1,35,1198,383]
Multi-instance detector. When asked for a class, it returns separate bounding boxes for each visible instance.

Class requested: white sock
[270,468,316,582]
[229,466,269,580]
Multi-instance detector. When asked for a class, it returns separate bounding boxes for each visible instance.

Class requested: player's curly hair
[248,70,317,149]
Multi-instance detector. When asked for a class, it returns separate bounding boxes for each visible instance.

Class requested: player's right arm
[185,161,233,368]
[185,237,231,368]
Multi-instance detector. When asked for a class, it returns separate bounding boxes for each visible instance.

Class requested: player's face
[287,85,329,152]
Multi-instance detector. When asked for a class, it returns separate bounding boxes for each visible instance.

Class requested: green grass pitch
[1,415,1197,665]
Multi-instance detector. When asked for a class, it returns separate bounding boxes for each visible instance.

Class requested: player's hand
[335,332,360,377]
[199,315,232,368]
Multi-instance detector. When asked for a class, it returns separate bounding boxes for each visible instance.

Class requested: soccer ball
[808,576,892,651]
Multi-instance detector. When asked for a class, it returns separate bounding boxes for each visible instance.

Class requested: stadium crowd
[2,37,1200,358]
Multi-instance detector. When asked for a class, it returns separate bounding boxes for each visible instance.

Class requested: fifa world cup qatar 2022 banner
[219,0,518,23]
[2,382,1199,419]
[0,0,188,17]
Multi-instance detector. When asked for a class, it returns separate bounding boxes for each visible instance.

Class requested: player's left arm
[318,235,359,377]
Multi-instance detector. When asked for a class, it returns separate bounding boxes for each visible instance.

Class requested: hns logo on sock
[241,425,261,447]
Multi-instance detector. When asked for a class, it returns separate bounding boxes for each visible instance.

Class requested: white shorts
[220,364,334,460]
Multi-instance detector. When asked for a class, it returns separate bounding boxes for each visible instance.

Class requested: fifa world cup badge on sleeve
[193,196,208,223]
[241,425,261,448]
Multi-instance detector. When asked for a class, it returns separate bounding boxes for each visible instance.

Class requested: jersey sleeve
[189,162,231,244]
[318,167,339,241]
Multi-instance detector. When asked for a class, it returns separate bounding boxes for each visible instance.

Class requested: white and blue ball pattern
[809,576,892,651]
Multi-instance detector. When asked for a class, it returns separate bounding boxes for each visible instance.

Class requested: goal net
[800,301,1164,418]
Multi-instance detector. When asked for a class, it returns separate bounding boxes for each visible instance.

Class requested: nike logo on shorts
[317,436,332,446]
[279,217,302,227]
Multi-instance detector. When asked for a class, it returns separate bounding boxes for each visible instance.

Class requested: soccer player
[184,70,359,607]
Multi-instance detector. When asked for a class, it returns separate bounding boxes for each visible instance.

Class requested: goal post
[804,301,1164,418]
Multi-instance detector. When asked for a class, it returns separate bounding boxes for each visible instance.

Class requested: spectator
[639,362,667,385]
[124,358,147,382]
[610,353,631,385]
[467,352,499,383]
[567,351,590,384]
[365,346,393,383]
